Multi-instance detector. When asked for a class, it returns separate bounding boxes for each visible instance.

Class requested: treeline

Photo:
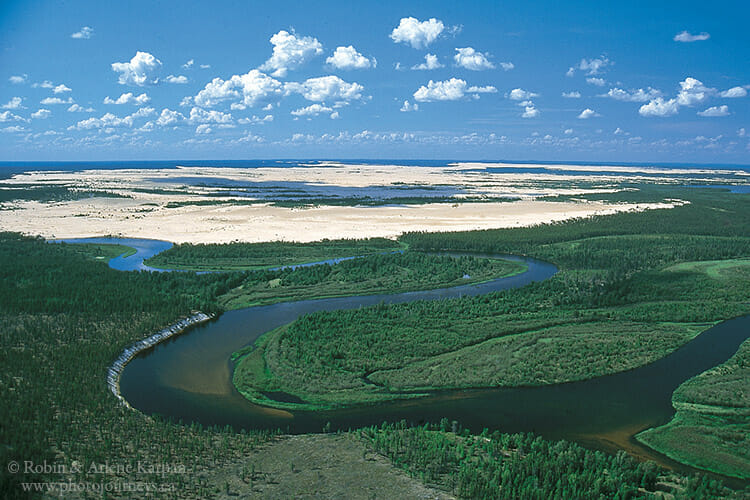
[0,233,272,498]
[145,237,403,270]
[242,252,511,288]
[401,187,750,257]
[219,251,523,310]
[0,185,128,203]
[361,421,733,499]
[0,234,247,315]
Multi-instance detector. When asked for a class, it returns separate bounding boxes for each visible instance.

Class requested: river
[61,237,749,484]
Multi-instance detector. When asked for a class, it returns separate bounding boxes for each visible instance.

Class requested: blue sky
[0,0,748,163]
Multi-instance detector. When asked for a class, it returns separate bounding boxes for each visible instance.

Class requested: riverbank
[636,337,750,479]
[107,312,215,410]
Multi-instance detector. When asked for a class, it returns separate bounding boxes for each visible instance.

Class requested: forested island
[1,185,749,498]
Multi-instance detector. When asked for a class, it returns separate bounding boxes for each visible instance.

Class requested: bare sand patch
[0,164,684,243]
[0,198,673,244]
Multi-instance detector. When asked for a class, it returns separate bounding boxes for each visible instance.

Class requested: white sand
[0,197,675,244]
[0,164,684,244]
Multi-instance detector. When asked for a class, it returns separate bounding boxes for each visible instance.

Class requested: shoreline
[107,312,215,410]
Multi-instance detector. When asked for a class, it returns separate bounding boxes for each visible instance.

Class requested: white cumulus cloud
[562,91,581,98]
[676,77,713,106]
[31,109,51,119]
[32,80,54,89]
[499,62,514,71]
[166,75,188,84]
[412,54,444,70]
[9,75,27,84]
[586,77,606,86]
[194,70,283,108]
[390,17,444,49]
[111,51,162,86]
[413,78,495,102]
[238,114,273,125]
[400,100,418,112]
[40,97,73,105]
[0,111,28,122]
[195,124,212,134]
[68,104,95,112]
[182,59,194,69]
[638,77,721,117]
[697,105,729,117]
[291,104,334,117]
[71,26,94,39]
[639,97,679,117]
[2,97,23,109]
[259,30,323,77]
[674,31,710,42]
[578,108,600,119]
[104,92,151,105]
[53,84,71,94]
[189,107,232,124]
[453,47,495,70]
[326,46,375,70]
[156,108,185,126]
[719,86,747,98]
[604,87,661,102]
[522,105,539,118]
[467,85,497,94]
[284,75,364,102]
[508,88,538,101]
[568,56,611,77]
[69,108,154,130]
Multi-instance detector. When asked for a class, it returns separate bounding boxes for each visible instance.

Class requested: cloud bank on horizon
[0,0,748,163]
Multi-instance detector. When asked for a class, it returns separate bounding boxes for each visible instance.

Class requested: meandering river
[63,238,749,483]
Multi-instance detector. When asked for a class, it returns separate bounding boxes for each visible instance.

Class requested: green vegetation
[0,184,129,205]
[145,237,405,271]
[4,185,750,496]
[0,233,523,498]
[233,188,750,423]
[361,421,737,499]
[0,233,271,498]
[60,242,137,261]
[220,252,525,309]
[637,339,750,479]
[369,321,709,390]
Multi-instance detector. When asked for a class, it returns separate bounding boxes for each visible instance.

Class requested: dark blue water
[52,237,173,272]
